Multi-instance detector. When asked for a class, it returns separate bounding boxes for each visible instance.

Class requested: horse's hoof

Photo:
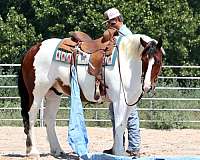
[126,150,140,158]
[51,150,66,158]
[27,152,40,158]
[26,147,40,158]
[103,148,113,154]
[112,148,126,156]
[26,146,31,155]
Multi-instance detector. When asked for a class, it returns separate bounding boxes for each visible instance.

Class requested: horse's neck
[105,59,143,103]
[104,35,145,102]
[118,35,143,61]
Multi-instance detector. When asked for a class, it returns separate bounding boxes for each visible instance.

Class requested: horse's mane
[119,34,164,60]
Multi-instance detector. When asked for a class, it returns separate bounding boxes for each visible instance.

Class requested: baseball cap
[103,8,121,23]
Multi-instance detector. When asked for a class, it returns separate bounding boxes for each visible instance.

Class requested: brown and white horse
[18,34,164,157]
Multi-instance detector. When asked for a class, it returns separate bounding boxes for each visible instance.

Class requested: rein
[115,41,144,106]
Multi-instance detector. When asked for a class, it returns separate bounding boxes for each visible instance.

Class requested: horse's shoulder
[41,38,62,47]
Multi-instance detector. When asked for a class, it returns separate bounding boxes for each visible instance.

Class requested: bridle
[141,41,163,96]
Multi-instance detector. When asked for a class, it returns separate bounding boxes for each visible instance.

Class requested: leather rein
[115,42,144,106]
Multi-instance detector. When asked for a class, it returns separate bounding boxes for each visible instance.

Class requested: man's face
[107,18,117,28]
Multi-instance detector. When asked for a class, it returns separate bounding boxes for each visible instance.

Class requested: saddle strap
[94,79,101,101]
[93,65,108,102]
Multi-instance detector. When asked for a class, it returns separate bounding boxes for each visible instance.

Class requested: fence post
[150,100,153,121]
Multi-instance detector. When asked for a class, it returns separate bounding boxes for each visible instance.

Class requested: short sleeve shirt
[118,24,132,36]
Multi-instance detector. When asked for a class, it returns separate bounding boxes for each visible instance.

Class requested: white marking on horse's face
[143,57,155,92]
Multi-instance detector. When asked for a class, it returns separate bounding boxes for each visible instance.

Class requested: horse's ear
[140,37,148,47]
[157,36,162,49]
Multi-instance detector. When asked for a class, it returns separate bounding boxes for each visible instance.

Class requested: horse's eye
[155,60,161,65]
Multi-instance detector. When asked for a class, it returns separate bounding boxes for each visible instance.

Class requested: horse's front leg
[44,90,64,156]
[112,101,134,156]
[112,100,127,156]
[113,122,126,156]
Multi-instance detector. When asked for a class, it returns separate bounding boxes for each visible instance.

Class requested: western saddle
[59,28,117,55]
[58,28,118,102]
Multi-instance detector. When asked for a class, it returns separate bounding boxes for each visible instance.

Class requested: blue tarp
[68,65,89,159]
[88,153,200,160]
[88,153,133,160]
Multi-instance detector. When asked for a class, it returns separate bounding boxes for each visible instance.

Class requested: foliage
[0,0,199,66]
[0,7,42,63]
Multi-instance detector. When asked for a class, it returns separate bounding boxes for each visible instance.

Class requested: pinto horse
[18,34,164,157]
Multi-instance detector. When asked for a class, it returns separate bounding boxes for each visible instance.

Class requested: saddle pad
[52,47,118,66]
[53,49,90,65]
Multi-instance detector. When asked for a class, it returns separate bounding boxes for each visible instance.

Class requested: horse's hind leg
[44,90,64,156]
[26,102,40,156]
[26,83,52,156]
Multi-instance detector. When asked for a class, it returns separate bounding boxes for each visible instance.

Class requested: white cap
[104,8,121,23]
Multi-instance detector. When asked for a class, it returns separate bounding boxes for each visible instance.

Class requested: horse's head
[140,37,163,93]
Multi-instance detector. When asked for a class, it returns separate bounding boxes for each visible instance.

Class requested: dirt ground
[0,127,200,159]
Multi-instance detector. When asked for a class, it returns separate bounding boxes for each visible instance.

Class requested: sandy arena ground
[0,127,200,159]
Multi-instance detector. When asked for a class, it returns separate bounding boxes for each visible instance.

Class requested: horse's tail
[18,56,30,135]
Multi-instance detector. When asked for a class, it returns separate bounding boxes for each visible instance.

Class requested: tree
[0,7,41,63]
[0,0,199,67]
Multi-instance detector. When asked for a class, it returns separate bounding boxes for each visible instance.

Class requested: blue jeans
[109,102,140,152]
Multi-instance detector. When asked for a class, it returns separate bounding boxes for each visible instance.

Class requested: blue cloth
[89,153,200,160]
[89,153,133,160]
[136,157,200,160]
[68,65,89,159]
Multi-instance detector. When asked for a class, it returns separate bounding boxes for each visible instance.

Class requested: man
[103,8,141,157]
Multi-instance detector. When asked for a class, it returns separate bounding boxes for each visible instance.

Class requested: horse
[17,33,164,157]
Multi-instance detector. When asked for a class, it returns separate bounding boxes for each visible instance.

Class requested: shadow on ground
[1,152,79,160]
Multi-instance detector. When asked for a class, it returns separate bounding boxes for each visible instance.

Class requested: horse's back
[37,38,61,59]
[42,38,61,46]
